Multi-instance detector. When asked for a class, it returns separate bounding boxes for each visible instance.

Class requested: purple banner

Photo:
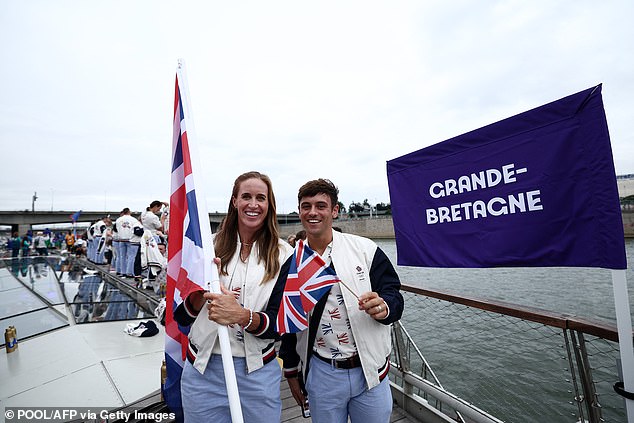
[387,85,626,269]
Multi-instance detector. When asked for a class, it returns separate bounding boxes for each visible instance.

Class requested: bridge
[0,210,301,235]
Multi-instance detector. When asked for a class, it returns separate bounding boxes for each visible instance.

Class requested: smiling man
[279,178,404,423]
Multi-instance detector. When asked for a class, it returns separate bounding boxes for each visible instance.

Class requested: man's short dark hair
[298,179,339,207]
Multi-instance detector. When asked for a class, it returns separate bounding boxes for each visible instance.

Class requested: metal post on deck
[563,329,586,422]
[569,331,601,423]
[611,269,634,423]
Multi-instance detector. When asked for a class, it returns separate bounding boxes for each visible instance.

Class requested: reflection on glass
[0,282,46,319]
[1,256,156,338]
[0,309,67,346]
[8,257,64,304]
[68,275,152,323]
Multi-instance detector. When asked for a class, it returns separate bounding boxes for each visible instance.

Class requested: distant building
[617,174,634,198]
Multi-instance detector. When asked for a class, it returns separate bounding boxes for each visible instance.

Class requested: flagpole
[176,59,244,423]
[339,279,360,300]
[611,269,634,422]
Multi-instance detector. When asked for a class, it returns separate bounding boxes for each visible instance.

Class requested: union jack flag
[164,61,214,421]
[276,240,341,334]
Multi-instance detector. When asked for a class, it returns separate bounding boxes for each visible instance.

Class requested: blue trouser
[116,241,126,274]
[89,237,100,262]
[181,355,282,423]
[95,236,106,264]
[306,355,392,423]
[111,240,119,270]
[124,243,140,276]
[87,239,94,260]
[88,237,94,261]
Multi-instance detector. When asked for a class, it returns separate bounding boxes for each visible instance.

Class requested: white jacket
[115,214,140,241]
[286,230,402,389]
[141,210,161,234]
[185,238,293,374]
[140,229,166,271]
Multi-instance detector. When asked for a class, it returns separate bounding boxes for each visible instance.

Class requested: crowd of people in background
[8,229,65,258]
[82,201,170,295]
[4,200,171,297]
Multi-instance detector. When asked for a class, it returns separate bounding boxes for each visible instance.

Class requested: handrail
[394,284,628,422]
[401,284,626,342]
[398,370,505,423]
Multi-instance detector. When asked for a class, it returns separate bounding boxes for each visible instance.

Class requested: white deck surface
[1,319,164,409]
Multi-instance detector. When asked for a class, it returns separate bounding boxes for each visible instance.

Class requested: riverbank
[279,215,396,239]
[280,211,634,239]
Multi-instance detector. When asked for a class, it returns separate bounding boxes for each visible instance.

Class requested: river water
[376,238,634,324]
[374,238,634,423]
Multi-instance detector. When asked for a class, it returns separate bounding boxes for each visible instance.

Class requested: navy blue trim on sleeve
[247,255,293,340]
[369,247,404,324]
[173,294,200,327]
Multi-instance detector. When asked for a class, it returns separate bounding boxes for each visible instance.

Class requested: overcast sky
[1,1,633,216]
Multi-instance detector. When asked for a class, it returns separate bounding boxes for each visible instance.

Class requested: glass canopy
[1,255,157,346]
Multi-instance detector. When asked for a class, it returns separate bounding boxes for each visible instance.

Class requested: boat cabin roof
[1,256,164,408]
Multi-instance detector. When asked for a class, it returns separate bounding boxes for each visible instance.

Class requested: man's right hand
[287,377,306,409]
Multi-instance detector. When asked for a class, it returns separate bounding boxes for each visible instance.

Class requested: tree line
[339,199,391,216]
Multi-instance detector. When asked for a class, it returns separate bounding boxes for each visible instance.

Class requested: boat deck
[280,382,417,422]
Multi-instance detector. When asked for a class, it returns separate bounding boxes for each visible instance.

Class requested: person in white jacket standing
[141,200,167,243]
[280,178,404,423]
[114,208,143,278]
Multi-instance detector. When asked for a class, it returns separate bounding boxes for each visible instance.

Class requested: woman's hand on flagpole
[204,285,250,327]
[358,291,388,320]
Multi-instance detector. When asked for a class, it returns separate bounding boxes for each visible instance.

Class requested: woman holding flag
[174,171,293,423]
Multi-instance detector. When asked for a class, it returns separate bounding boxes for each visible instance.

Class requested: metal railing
[389,285,628,423]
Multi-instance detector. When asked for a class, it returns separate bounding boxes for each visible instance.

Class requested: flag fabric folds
[69,210,81,222]
[163,70,208,420]
[276,240,341,334]
[387,84,627,270]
